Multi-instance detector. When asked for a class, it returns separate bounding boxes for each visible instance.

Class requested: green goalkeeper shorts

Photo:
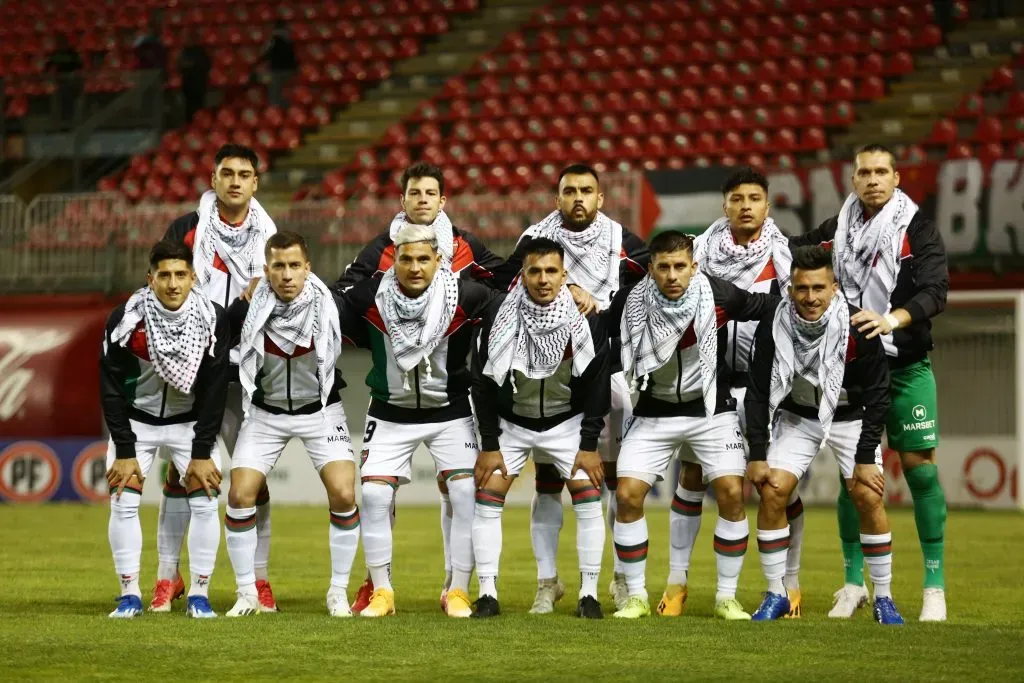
[885,357,939,453]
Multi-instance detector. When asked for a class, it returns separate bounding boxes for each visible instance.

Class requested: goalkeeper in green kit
[789,144,949,622]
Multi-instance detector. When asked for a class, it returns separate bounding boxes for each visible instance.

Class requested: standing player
[470,237,610,619]
[663,167,807,618]
[335,224,500,618]
[744,246,903,625]
[157,143,279,613]
[609,231,779,619]
[790,144,949,621]
[223,232,359,618]
[335,162,505,613]
[494,163,649,613]
[101,241,228,618]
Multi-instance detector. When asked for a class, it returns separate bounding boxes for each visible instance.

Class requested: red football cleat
[255,579,279,613]
[351,577,374,613]
[150,574,186,612]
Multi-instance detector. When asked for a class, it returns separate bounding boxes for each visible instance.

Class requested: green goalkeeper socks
[904,463,947,589]
[836,479,865,586]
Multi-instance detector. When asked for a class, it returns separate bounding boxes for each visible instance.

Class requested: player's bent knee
[899,449,935,470]
[327,487,356,512]
[712,476,745,519]
[758,481,789,513]
[614,479,649,519]
[850,485,883,514]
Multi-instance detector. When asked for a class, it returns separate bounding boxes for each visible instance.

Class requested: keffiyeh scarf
[193,190,277,294]
[239,273,342,416]
[112,286,218,394]
[483,282,595,392]
[522,210,623,310]
[769,293,850,439]
[620,272,718,421]
[375,265,460,390]
[694,216,792,289]
[833,188,919,314]
[389,209,455,266]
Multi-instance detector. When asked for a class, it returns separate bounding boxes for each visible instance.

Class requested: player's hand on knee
[106,458,144,500]
[474,450,507,489]
[853,464,885,498]
[572,450,604,489]
[745,461,770,490]
[186,459,221,499]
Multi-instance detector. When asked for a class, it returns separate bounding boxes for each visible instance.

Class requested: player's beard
[561,207,596,232]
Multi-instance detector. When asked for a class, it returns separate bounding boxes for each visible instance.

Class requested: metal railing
[0,171,642,294]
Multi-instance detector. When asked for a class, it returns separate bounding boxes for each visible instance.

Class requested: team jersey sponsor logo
[904,404,936,432]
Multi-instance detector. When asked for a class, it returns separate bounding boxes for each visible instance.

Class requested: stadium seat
[975,117,1004,143]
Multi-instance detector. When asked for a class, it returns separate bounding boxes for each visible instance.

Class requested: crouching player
[471,237,610,618]
[101,241,229,618]
[609,231,779,619]
[745,246,904,625]
[223,231,359,618]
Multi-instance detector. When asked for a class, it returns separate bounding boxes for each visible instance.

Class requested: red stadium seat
[946,141,973,159]
[978,142,1006,164]
[975,116,1004,143]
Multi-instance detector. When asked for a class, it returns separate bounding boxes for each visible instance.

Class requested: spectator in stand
[260,20,297,108]
[134,16,168,79]
[178,30,211,125]
[45,34,83,128]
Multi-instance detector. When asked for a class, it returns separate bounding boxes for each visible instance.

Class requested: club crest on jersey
[360,449,369,467]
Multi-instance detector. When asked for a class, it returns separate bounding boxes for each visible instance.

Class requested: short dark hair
[521,236,564,262]
[722,166,768,195]
[557,163,600,188]
[214,144,260,175]
[400,162,445,195]
[265,231,310,261]
[149,240,193,271]
[854,143,896,167]
[649,230,695,258]
[790,245,833,275]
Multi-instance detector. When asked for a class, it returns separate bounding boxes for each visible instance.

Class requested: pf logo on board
[72,442,110,503]
[0,441,62,502]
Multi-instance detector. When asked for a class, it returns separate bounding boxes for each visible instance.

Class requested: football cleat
[226,592,260,617]
[470,595,500,618]
[828,584,869,618]
[149,574,186,612]
[528,579,565,615]
[656,584,688,617]
[609,573,629,611]
[613,595,651,619]
[784,589,802,618]
[714,597,752,620]
[359,588,395,618]
[351,577,374,613]
[255,579,279,613]
[873,596,905,625]
[445,589,473,618]
[751,592,790,621]
[327,592,353,618]
[919,588,947,622]
[185,596,217,619]
[109,594,143,619]
[576,595,604,619]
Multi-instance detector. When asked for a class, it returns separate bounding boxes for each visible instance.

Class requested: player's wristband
[884,313,900,331]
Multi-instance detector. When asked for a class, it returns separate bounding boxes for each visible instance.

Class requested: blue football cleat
[872,596,905,625]
[186,595,218,619]
[109,594,144,619]
[751,592,791,622]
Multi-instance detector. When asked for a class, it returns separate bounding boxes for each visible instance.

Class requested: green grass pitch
[1,504,1021,682]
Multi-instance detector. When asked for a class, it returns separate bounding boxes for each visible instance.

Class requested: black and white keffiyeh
[193,190,277,293]
[620,272,718,421]
[769,293,850,439]
[112,286,218,394]
[694,216,792,289]
[483,282,595,391]
[239,273,342,416]
[834,188,918,313]
[389,209,455,265]
[522,210,623,310]
[375,265,459,389]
